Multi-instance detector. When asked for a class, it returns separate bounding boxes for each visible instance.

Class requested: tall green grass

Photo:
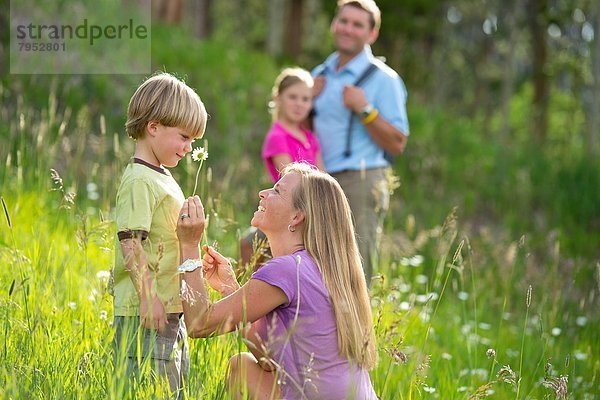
[1,179,596,398]
[1,24,597,399]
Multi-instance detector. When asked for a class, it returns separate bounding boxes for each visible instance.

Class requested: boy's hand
[140,293,168,333]
[177,196,205,252]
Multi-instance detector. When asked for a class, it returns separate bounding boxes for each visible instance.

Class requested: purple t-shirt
[251,249,377,400]
[261,122,321,182]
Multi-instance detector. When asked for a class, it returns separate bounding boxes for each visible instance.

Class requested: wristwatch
[177,258,202,273]
[359,103,375,119]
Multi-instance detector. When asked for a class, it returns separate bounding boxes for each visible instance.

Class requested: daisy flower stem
[192,160,204,196]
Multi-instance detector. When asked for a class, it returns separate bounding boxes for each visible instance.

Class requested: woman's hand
[177,196,205,255]
[202,245,240,297]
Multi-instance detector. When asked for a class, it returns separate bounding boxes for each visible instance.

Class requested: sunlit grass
[0,182,596,398]
[0,40,597,398]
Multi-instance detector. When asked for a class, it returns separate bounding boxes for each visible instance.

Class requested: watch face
[360,104,374,118]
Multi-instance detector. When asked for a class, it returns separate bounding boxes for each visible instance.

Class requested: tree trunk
[153,0,183,24]
[499,0,520,142]
[194,0,213,39]
[166,0,183,24]
[588,0,600,155]
[267,0,286,56]
[285,0,304,58]
[526,0,549,145]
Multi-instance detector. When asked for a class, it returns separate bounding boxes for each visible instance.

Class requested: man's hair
[282,163,378,370]
[270,67,314,121]
[126,72,207,140]
[337,0,381,31]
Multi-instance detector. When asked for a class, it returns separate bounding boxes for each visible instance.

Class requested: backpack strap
[345,63,379,158]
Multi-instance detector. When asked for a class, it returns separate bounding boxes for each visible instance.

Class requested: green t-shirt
[112,160,185,316]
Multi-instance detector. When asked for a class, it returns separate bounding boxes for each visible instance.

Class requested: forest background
[0,0,598,398]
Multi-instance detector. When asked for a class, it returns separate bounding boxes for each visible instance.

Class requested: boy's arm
[120,235,168,333]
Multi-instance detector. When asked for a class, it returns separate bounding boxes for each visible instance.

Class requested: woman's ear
[293,211,305,225]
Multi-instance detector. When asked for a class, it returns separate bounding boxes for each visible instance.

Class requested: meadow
[0,25,598,399]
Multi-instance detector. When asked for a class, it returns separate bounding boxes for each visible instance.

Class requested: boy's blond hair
[126,72,207,140]
[337,0,381,31]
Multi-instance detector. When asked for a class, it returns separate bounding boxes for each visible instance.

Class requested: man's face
[332,5,378,57]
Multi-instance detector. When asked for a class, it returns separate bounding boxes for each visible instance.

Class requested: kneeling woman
[177,163,377,399]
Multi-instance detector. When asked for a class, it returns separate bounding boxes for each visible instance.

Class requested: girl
[261,67,324,181]
[241,68,324,265]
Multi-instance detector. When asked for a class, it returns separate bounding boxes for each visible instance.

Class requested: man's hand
[313,76,326,98]
[343,85,369,113]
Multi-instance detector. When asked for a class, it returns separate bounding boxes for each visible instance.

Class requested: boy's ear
[146,121,159,137]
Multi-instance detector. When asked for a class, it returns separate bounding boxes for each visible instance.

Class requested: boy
[111,72,207,396]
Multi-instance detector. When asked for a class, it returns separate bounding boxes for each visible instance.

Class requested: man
[312,0,409,283]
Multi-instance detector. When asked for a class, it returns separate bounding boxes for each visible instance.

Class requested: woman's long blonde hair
[282,163,377,369]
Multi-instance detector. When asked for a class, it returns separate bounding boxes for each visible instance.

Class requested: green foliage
[0,20,597,400]
[0,188,596,398]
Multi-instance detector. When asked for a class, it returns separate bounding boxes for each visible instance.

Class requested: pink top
[261,122,321,182]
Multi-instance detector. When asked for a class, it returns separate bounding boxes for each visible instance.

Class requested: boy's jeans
[113,313,189,398]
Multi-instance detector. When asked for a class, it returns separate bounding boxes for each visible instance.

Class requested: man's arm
[343,85,408,155]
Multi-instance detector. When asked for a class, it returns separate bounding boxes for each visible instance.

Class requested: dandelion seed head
[506,348,519,358]
[416,294,429,303]
[479,337,491,345]
[422,385,436,393]
[551,327,562,336]
[387,290,400,302]
[457,291,469,301]
[409,255,424,266]
[68,302,76,310]
[86,182,98,192]
[575,316,587,326]
[479,322,492,330]
[398,282,411,293]
[461,323,471,335]
[96,270,110,281]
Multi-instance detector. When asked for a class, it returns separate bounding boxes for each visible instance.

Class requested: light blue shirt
[312,46,409,173]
